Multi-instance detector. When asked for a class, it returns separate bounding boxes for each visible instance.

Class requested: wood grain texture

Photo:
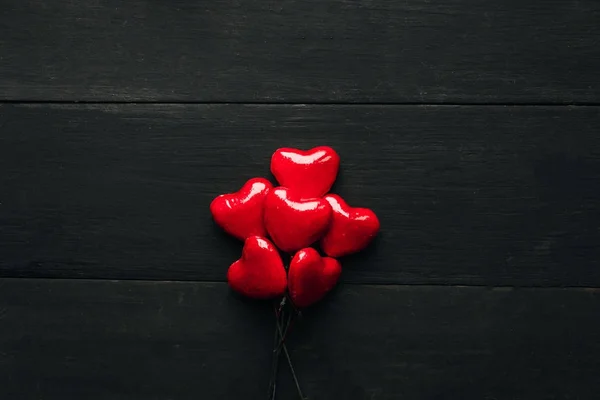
[1,0,599,103]
[0,279,599,399]
[1,103,599,285]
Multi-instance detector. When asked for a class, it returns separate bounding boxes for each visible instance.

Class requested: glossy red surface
[288,247,341,308]
[264,187,332,252]
[270,146,340,198]
[320,194,380,257]
[209,177,273,241]
[226,236,287,299]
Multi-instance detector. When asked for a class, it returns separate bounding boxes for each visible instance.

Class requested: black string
[267,299,287,400]
[267,298,306,400]
[275,310,306,400]
[267,253,306,400]
[266,302,281,399]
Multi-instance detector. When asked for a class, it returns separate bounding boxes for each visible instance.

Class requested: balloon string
[268,255,305,400]
[267,298,305,400]
[275,308,306,400]
[267,310,282,400]
[267,299,289,400]
[275,308,296,351]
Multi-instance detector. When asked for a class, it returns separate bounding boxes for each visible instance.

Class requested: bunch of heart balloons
[210,146,380,308]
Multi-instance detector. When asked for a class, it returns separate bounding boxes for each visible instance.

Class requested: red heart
[271,146,340,198]
[320,194,380,257]
[264,187,332,252]
[227,236,287,299]
[210,177,273,241]
[288,248,341,308]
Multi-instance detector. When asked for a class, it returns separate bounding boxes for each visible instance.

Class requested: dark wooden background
[1,0,600,398]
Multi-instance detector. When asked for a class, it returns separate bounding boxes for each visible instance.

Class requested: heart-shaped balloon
[271,146,340,198]
[227,236,287,299]
[320,194,380,257]
[288,248,341,308]
[264,187,332,252]
[210,177,273,241]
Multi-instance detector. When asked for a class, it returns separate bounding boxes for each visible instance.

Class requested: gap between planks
[2,100,600,107]
[1,276,600,291]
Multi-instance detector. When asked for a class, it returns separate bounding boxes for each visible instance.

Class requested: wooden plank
[1,0,599,103]
[1,104,599,285]
[0,279,273,399]
[0,279,599,399]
